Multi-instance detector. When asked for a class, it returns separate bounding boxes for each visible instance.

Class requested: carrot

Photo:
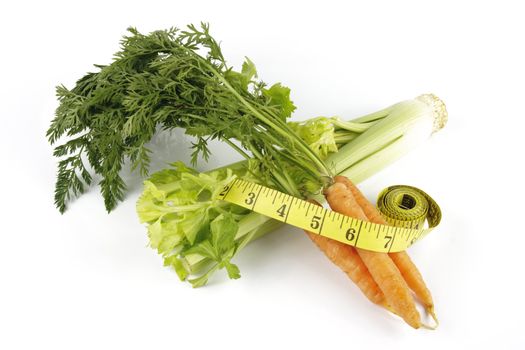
[324,180,421,329]
[306,233,386,305]
[304,201,385,306]
[389,253,437,323]
[333,176,437,322]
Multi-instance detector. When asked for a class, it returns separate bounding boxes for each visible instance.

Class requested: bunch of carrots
[307,176,436,329]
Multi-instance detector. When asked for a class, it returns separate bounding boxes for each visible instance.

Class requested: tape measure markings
[252,185,263,211]
[283,197,293,224]
[390,228,398,252]
[216,179,440,253]
[354,220,363,246]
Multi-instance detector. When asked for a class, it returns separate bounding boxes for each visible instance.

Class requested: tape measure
[216,179,441,253]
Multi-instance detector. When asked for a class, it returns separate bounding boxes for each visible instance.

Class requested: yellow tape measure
[216,179,441,253]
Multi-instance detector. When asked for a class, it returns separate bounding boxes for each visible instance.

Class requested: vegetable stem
[209,65,332,178]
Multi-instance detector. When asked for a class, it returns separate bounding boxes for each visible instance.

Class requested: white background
[1,0,524,348]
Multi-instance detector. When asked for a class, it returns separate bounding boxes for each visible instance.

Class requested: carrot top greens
[47,23,330,213]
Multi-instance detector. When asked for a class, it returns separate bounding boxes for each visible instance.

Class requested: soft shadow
[122,127,195,196]
[122,127,244,197]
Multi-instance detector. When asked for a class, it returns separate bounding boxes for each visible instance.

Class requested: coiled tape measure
[217,179,441,253]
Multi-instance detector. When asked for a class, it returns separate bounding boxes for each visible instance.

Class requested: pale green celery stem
[347,106,393,123]
[209,159,249,173]
[332,116,378,144]
[338,115,438,183]
[333,132,360,144]
[330,119,375,133]
[339,136,407,183]
[326,99,434,175]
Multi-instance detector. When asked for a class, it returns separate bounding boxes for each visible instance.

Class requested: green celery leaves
[288,117,338,160]
[137,161,258,286]
[262,83,297,119]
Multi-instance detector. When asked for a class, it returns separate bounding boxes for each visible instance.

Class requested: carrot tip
[421,322,438,330]
[428,306,439,326]
[421,306,439,330]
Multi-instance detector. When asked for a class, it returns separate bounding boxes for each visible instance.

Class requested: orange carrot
[324,181,421,329]
[306,233,386,305]
[389,253,436,322]
[334,176,436,321]
[305,200,385,305]
[305,200,386,306]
